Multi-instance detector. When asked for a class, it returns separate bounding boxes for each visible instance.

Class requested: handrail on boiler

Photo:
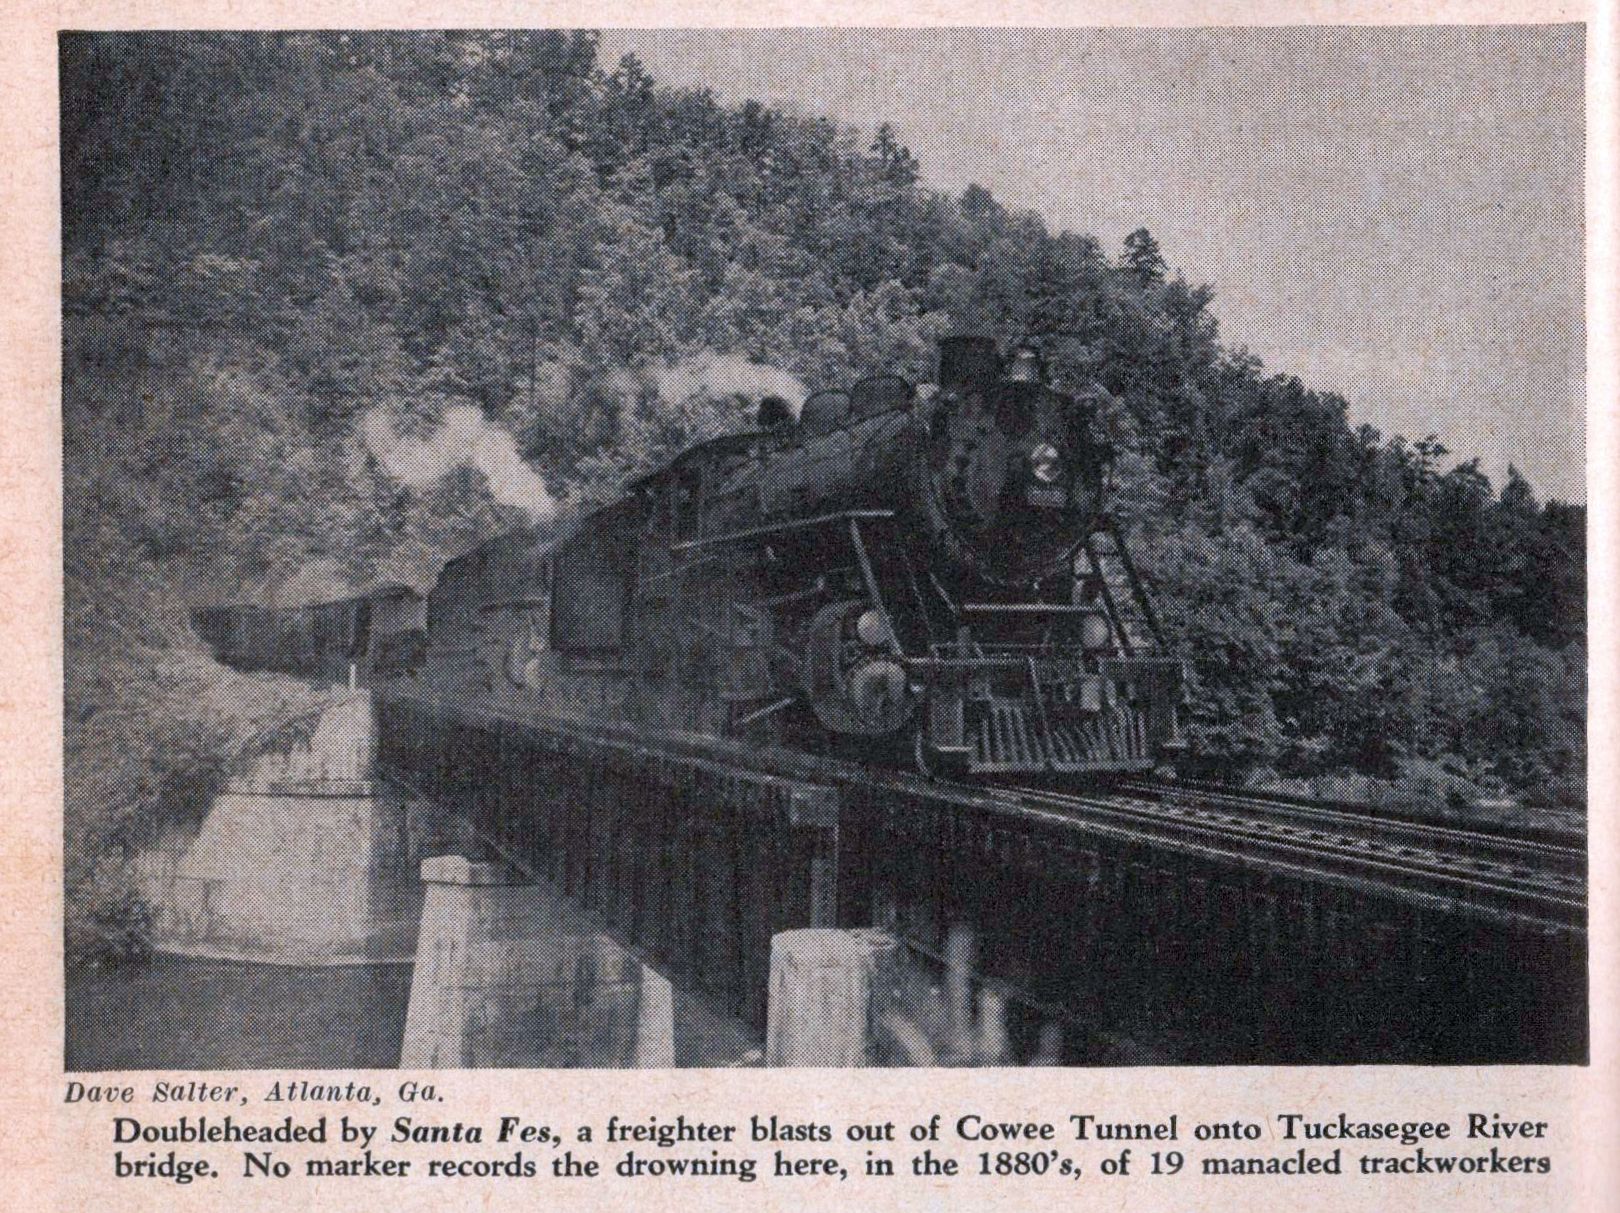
[669,509,895,553]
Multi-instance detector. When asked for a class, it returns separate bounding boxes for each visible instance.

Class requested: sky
[599,26,1585,503]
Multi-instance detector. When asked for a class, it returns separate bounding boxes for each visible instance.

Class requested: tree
[1122,227,1166,286]
[871,123,919,187]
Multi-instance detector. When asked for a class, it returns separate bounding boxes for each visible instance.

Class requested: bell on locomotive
[912,335,1184,777]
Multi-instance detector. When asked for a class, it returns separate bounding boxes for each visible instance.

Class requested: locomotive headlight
[1029,442,1063,484]
[856,608,892,647]
[1081,611,1112,650]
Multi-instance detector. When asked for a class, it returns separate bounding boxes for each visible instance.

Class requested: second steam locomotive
[197,335,1186,778]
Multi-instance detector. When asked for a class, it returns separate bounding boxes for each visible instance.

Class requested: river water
[67,957,417,1070]
[67,937,759,1071]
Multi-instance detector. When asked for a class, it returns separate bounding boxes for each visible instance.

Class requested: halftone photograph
[62,26,1585,1071]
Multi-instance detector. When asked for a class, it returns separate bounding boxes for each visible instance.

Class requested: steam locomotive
[196,336,1185,778]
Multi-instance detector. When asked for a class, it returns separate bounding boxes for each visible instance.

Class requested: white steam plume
[361,405,556,519]
[649,352,808,418]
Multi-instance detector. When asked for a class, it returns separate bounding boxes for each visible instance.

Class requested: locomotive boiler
[198,335,1185,778]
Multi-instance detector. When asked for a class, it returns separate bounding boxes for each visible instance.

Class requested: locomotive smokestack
[938,336,999,396]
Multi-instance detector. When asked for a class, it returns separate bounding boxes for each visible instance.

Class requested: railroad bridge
[373,690,1586,1066]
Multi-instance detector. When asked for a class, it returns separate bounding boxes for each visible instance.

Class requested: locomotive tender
[197,336,1185,778]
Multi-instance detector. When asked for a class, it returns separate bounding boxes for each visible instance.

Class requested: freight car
[197,335,1186,779]
[193,583,425,687]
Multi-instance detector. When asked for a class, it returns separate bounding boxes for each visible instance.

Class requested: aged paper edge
[1,2,1614,1210]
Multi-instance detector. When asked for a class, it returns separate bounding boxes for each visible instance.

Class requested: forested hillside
[62,32,1583,959]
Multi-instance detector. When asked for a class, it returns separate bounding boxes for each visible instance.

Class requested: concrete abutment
[135,692,459,964]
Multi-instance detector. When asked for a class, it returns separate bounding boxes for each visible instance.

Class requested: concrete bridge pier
[400,855,680,1068]
[765,929,903,1066]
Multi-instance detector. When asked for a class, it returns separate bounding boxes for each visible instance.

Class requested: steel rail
[996,783,1583,906]
[1105,778,1585,875]
[1115,773,1586,848]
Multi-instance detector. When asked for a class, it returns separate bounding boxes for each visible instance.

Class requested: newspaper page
[1,0,1614,1209]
